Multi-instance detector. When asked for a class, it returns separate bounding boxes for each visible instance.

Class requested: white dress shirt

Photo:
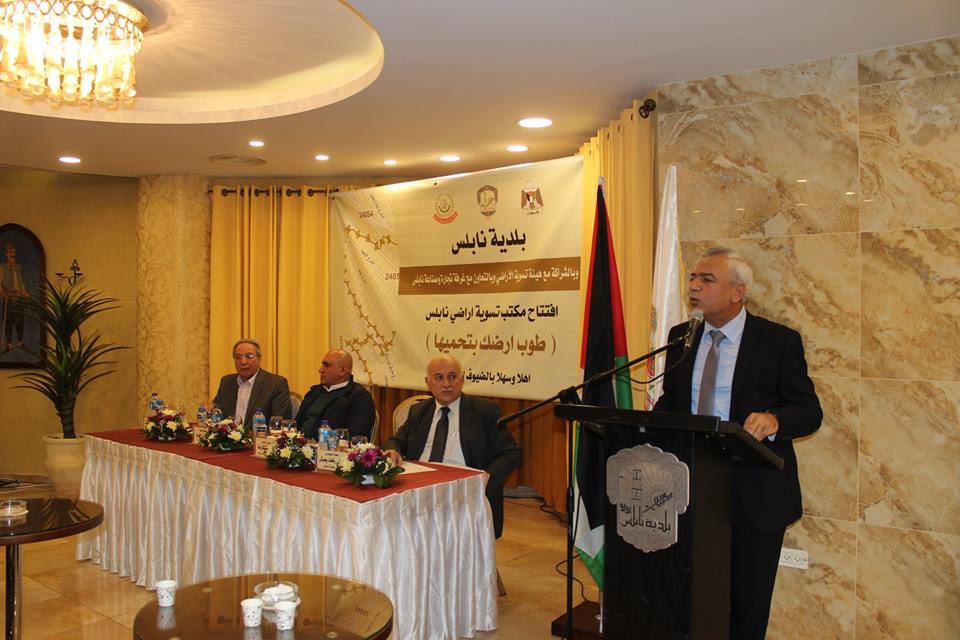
[690,306,746,421]
[324,380,349,392]
[418,396,466,466]
[235,370,259,424]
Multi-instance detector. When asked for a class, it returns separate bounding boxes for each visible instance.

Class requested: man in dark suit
[384,354,522,538]
[211,339,292,426]
[654,247,822,640]
[296,349,376,440]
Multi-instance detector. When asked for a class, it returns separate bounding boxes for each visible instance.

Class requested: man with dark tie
[295,349,375,440]
[654,246,822,640]
[384,354,522,538]
[211,339,292,426]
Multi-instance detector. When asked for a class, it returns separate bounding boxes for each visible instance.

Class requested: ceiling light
[796,202,807,207]
[248,140,265,148]
[59,155,81,164]
[845,191,856,196]
[315,154,330,161]
[0,0,148,108]
[518,117,552,128]
[506,145,528,152]
[439,155,461,162]
[383,159,397,166]
[796,179,808,183]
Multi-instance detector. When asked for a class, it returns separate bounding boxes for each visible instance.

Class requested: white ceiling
[0,0,958,181]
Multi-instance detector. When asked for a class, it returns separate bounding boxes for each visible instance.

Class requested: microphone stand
[498,330,692,639]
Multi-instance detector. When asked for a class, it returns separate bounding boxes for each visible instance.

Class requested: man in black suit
[654,247,822,640]
[296,349,376,440]
[211,339,292,426]
[384,354,522,538]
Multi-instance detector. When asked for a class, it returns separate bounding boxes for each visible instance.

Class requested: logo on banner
[477,185,498,216]
[520,181,544,214]
[433,194,458,224]
[606,444,689,553]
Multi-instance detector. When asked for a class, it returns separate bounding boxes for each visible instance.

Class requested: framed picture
[0,223,45,368]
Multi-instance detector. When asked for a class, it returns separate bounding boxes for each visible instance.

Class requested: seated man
[384,354,521,538]
[212,339,292,426]
[295,349,376,440]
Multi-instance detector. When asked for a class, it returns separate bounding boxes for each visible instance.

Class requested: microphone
[683,310,704,353]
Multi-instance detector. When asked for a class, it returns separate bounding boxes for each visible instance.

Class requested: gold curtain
[209,185,335,399]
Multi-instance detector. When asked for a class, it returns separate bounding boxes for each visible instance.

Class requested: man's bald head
[320,349,354,386]
[425,354,464,405]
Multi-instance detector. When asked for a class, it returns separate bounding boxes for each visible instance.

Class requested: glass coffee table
[1,498,104,640]
[133,572,393,640]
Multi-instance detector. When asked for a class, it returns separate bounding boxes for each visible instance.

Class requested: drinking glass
[350,436,368,448]
[269,416,283,435]
[335,428,350,450]
[282,419,298,436]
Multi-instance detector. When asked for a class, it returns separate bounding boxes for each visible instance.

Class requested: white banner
[330,156,583,399]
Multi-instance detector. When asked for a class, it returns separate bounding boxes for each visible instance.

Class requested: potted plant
[11,279,126,497]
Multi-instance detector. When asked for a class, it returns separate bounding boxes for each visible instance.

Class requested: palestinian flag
[573,181,633,590]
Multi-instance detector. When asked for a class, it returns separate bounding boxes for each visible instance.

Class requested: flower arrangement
[198,418,249,451]
[266,433,318,471]
[143,408,190,441]
[335,442,404,488]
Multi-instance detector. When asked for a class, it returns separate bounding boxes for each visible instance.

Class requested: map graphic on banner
[330,156,583,399]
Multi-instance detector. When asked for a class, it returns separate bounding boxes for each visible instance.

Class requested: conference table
[77,429,498,640]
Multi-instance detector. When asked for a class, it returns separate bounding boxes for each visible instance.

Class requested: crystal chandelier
[0,0,148,108]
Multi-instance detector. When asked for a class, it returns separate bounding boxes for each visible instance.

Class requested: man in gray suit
[384,354,521,538]
[211,339,292,426]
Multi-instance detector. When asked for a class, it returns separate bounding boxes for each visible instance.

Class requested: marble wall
[658,36,960,638]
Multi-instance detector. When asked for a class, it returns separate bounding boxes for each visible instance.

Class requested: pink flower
[360,449,378,468]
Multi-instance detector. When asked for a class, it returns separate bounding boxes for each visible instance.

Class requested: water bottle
[318,419,331,450]
[196,405,208,423]
[252,408,267,435]
[147,392,164,415]
[211,405,224,423]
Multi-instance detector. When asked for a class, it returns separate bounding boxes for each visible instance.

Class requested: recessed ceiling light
[844,191,856,196]
[248,140,265,148]
[315,154,330,161]
[796,202,807,207]
[796,178,808,183]
[383,159,398,166]
[735,207,745,212]
[518,117,552,128]
[59,156,81,164]
[439,154,461,162]
[506,144,528,152]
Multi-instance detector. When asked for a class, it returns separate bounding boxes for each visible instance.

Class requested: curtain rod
[208,187,337,197]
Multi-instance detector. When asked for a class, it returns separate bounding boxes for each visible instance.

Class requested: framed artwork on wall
[0,223,45,368]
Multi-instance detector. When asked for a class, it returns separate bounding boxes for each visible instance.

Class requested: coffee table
[1,498,104,640]
[133,572,393,639]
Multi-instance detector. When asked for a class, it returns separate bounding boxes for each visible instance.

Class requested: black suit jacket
[654,311,822,530]
[384,395,522,538]
[295,379,376,440]
[212,369,292,428]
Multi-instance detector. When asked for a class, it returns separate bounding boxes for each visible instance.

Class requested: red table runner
[88,429,484,503]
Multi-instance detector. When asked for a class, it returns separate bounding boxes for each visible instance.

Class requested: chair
[289,390,303,418]
[370,408,380,444]
[392,394,432,431]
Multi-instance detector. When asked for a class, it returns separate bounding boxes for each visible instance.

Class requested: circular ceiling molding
[0,0,383,124]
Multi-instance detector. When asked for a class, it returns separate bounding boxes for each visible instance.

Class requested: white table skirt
[77,435,498,639]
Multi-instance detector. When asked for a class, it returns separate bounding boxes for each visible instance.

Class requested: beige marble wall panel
[659,55,857,114]
[768,516,856,640]
[858,36,960,86]
[856,524,960,639]
[660,90,859,240]
[137,175,211,412]
[796,376,859,521]
[860,72,960,231]
[859,379,960,535]
[683,234,859,377]
[861,229,960,380]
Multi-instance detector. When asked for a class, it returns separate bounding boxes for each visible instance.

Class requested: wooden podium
[552,405,782,640]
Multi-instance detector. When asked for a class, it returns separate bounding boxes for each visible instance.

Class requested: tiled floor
[1,485,598,639]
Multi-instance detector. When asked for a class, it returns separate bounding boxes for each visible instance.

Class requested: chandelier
[0,0,147,108]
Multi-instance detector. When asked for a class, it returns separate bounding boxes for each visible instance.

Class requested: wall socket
[778,547,809,570]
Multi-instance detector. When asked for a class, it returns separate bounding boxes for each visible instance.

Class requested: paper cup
[155,579,177,607]
[274,600,298,631]
[241,598,263,628]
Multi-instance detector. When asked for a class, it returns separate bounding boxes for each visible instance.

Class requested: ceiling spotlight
[384,159,398,166]
[248,140,265,148]
[506,145,528,152]
[315,154,330,161]
[844,191,856,196]
[439,155,461,162]
[796,178,808,183]
[59,156,82,164]
[518,117,552,128]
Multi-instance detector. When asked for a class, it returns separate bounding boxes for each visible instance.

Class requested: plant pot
[43,433,86,499]
[361,474,375,485]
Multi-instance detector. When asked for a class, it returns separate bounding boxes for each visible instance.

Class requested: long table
[77,430,498,640]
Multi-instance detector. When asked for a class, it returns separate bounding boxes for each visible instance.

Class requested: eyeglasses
[233,353,258,361]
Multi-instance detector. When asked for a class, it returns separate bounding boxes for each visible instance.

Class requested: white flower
[340,459,354,473]
[302,445,314,459]
[228,430,243,441]
[384,457,394,469]
[161,409,177,416]
[280,447,292,459]
[357,442,375,452]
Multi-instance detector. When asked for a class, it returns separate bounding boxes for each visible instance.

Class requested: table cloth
[77,429,498,640]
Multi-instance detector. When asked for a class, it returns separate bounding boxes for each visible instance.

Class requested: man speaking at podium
[654,246,822,640]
